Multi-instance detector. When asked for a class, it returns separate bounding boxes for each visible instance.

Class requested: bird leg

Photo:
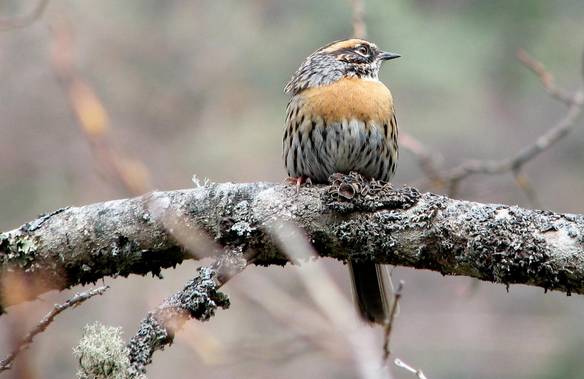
[286,176,312,193]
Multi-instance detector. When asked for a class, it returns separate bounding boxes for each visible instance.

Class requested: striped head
[284,39,400,96]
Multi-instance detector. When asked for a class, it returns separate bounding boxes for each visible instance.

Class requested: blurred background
[1,0,584,378]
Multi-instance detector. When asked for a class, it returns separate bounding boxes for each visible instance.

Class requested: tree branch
[1,173,584,314]
[126,247,246,377]
[0,286,108,372]
[444,90,584,195]
[403,49,584,199]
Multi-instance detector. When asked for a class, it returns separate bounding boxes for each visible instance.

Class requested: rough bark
[126,248,245,378]
[2,174,584,313]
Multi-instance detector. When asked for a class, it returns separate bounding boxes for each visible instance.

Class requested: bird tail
[349,261,392,325]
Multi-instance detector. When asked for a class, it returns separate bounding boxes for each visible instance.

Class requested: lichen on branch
[1,174,584,314]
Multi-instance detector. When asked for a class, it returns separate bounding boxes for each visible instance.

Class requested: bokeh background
[1,0,584,378]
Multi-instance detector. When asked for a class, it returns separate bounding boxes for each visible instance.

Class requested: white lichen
[192,175,212,188]
[73,322,134,379]
[230,221,254,237]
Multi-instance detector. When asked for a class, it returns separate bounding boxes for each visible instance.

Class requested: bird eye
[356,45,370,56]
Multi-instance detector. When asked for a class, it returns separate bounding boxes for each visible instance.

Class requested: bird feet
[286,176,312,193]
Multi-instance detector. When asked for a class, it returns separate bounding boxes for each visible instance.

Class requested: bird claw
[286,176,312,193]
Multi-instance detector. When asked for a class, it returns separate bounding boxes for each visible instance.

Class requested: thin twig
[351,0,367,39]
[443,49,584,197]
[0,0,49,31]
[512,169,541,208]
[234,274,349,360]
[445,92,583,196]
[271,221,389,379]
[516,49,575,105]
[50,19,151,196]
[400,49,584,198]
[0,286,108,372]
[399,133,445,188]
[394,358,428,379]
[383,280,404,362]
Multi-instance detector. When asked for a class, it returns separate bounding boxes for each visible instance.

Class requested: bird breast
[283,77,398,183]
[300,77,393,123]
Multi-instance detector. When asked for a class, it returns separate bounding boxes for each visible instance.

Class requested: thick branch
[2,176,584,312]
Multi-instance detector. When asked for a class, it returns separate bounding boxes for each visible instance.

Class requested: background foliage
[1,1,583,378]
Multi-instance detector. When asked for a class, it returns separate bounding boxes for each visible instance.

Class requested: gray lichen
[0,232,38,270]
[323,172,421,212]
[74,323,132,379]
[2,174,584,313]
[126,265,230,377]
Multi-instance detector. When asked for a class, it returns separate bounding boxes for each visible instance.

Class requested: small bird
[283,38,400,324]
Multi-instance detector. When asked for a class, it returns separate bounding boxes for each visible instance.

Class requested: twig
[0,286,108,372]
[445,91,583,196]
[233,272,349,360]
[516,49,575,105]
[443,49,584,197]
[0,0,49,31]
[512,170,541,208]
[394,358,428,379]
[271,221,389,379]
[398,49,584,199]
[351,0,367,39]
[399,133,445,188]
[50,19,151,196]
[383,280,404,362]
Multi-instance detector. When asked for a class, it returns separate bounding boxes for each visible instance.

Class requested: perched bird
[283,38,400,324]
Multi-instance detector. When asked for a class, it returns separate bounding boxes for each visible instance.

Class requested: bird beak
[379,51,401,61]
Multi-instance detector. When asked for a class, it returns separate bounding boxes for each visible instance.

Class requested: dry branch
[0,286,108,372]
[399,133,444,187]
[50,20,151,196]
[2,174,584,314]
[383,280,403,362]
[126,247,246,377]
[400,49,584,198]
[444,90,584,195]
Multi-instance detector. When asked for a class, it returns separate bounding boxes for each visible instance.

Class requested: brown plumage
[282,38,400,324]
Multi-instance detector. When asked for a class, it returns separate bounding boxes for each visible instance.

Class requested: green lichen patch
[0,232,39,270]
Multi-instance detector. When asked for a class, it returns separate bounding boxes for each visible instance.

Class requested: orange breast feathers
[299,77,394,123]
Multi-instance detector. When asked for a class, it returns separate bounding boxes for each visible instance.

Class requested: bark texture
[126,247,245,377]
[2,175,584,312]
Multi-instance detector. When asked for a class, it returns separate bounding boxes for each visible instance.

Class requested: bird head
[285,38,400,95]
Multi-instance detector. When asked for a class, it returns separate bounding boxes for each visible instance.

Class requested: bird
[282,38,400,324]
